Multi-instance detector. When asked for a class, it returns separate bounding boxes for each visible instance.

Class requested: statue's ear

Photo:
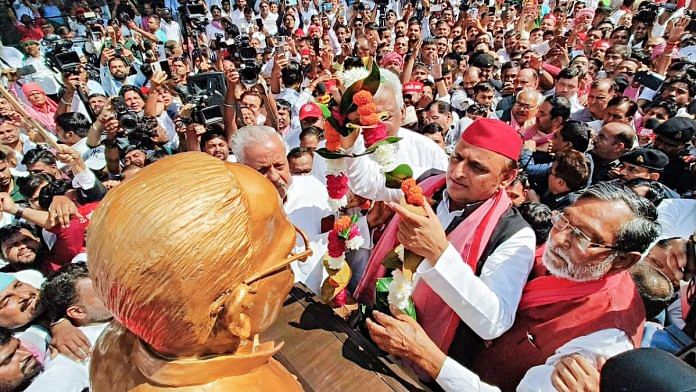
[218,284,252,341]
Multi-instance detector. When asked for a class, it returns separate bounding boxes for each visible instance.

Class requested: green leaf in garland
[339,58,381,115]
[384,164,414,189]
[340,80,362,115]
[315,148,354,160]
[354,136,403,157]
[361,58,382,97]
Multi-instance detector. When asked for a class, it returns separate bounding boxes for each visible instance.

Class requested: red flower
[363,123,388,147]
[331,288,348,307]
[328,230,346,257]
[348,224,360,240]
[327,174,349,199]
[353,90,373,106]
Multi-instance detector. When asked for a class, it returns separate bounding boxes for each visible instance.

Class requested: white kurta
[284,175,332,294]
[413,193,536,340]
[436,328,633,392]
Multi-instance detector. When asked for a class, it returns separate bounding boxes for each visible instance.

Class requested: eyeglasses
[551,211,620,252]
[514,102,537,111]
[242,225,312,285]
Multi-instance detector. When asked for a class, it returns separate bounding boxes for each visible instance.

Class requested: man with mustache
[231,125,331,293]
[367,182,659,391]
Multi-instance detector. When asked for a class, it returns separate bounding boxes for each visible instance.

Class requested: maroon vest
[471,272,645,392]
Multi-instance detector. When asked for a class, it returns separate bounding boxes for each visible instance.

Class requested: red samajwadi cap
[461,118,522,161]
[403,81,424,94]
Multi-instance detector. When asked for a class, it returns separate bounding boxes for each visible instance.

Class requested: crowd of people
[0,0,694,389]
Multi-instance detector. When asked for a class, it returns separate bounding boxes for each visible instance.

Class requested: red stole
[353,174,513,354]
[472,271,645,392]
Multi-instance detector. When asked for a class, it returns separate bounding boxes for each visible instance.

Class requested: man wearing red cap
[352,118,536,379]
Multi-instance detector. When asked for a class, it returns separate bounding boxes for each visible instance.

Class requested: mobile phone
[321,1,334,11]
[556,35,567,47]
[151,60,172,78]
[255,17,263,29]
[467,7,478,18]
[105,37,113,48]
[15,64,36,77]
[488,5,495,13]
[634,71,664,91]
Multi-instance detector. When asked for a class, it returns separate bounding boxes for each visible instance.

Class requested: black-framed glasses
[551,211,621,252]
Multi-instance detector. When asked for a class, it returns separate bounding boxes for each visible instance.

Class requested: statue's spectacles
[243,225,312,285]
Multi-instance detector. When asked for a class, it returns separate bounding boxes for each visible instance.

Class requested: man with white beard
[366,182,659,391]
[231,125,331,294]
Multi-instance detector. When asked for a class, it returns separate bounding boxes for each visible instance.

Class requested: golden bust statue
[88,152,309,391]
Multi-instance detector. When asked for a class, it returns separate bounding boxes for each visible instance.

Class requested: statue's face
[245,263,295,336]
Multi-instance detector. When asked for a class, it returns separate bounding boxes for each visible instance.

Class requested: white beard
[542,238,615,282]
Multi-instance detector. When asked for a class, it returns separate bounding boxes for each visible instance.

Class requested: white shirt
[413,193,536,340]
[284,175,332,294]
[21,56,62,95]
[655,199,696,240]
[160,19,182,41]
[262,13,279,36]
[25,323,108,392]
[316,128,448,201]
[435,328,633,391]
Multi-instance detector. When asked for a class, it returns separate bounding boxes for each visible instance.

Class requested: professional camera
[180,72,226,126]
[238,48,260,86]
[42,37,84,74]
[210,33,236,50]
[112,96,142,134]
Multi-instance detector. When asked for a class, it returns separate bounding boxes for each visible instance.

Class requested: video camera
[179,72,226,126]
[111,96,143,134]
[177,0,209,30]
[41,36,96,77]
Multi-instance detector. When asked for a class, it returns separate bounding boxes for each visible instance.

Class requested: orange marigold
[325,124,341,151]
[405,186,424,206]
[353,90,373,106]
[334,215,352,233]
[360,113,381,126]
[401,178,423,206]
[357,103,377,116]
[400,178,417,193]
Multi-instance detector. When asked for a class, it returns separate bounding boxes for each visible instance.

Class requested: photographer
[143,71,179,152]
[124,15,168,58]
[19,38,62,99]
[55,66,107,120]
[98,47,146,97]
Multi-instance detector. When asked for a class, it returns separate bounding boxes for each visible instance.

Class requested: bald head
[593,122,636,161]
[516,68,539,92]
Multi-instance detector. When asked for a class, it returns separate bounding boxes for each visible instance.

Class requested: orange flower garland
[400,178,424,206]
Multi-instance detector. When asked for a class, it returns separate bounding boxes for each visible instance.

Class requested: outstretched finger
[385,201,422,224]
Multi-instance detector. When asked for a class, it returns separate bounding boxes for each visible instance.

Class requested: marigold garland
[322,215,364,308]
[401,178,424,206]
